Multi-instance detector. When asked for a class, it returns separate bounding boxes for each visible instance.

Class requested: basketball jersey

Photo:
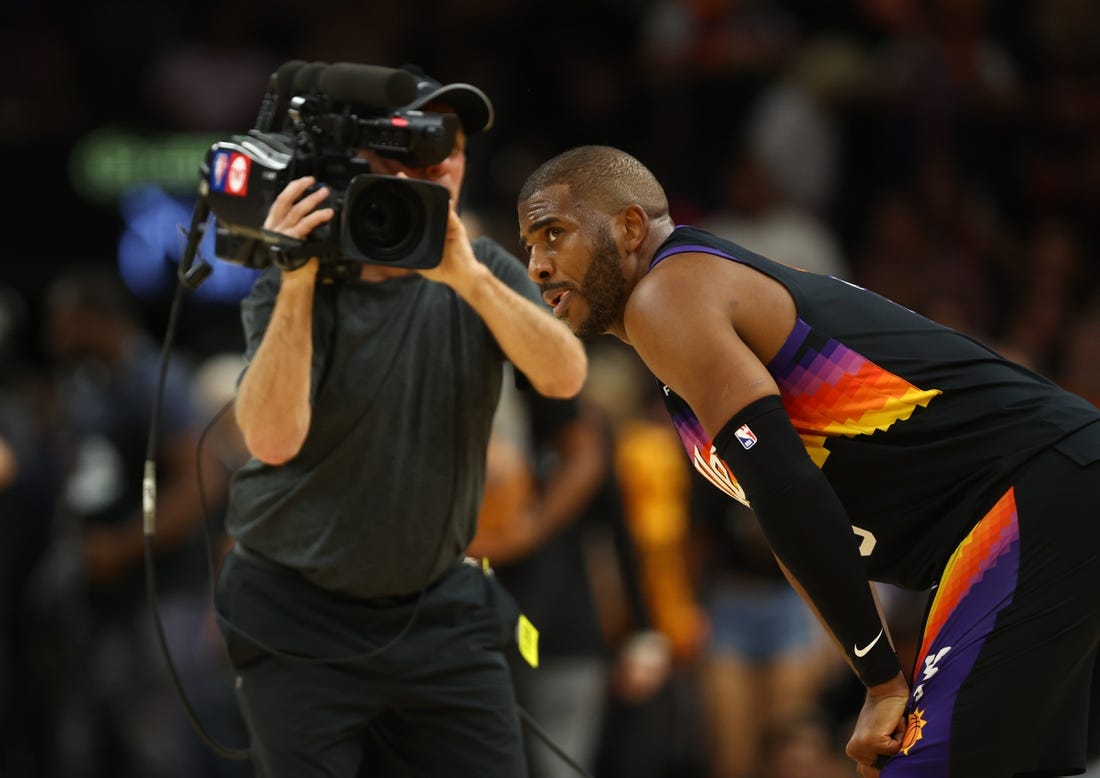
[652,226,1100,589]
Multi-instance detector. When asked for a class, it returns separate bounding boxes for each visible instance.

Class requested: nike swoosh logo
[854,629,884,658]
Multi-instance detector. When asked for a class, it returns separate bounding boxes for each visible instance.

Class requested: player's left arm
[775,557,907,775]
[626,255,907,771]
[624,254,904,689]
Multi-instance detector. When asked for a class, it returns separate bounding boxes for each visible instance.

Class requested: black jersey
[652,226,1100,589]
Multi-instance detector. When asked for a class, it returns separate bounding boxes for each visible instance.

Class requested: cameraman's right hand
[265,176,335,242]
[237,181,327,464]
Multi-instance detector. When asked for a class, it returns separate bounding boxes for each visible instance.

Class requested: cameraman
[214,65,587,778]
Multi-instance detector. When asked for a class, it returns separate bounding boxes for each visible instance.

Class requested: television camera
[182,61,455,283]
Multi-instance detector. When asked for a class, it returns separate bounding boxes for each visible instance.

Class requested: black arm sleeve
[713,395,901,687]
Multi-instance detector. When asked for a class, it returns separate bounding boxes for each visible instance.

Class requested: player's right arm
[235,177,333,465]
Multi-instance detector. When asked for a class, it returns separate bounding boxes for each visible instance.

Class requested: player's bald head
[519,145,668,222]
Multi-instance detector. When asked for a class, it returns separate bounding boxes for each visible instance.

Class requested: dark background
[2,2,1100,776]
[5,0,1099,376]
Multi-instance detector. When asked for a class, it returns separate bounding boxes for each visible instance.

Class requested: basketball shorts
[882,424,1100,777]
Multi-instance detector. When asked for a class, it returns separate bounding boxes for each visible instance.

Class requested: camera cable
[142,280,251,761]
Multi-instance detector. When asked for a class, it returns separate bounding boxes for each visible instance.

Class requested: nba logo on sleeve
[735,424,757,450]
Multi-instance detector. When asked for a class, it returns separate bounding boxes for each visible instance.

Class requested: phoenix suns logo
[901,708,927,756]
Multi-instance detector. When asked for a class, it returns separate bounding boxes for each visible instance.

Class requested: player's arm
[235,177,333,464]
[775,556,907,774]
[420,204,587,399]
[623,253,904,689]
[528,403,608,536]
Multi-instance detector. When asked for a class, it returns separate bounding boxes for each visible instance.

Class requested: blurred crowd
[3,0,1100,776]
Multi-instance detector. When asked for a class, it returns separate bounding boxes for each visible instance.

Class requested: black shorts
[883,425,1100,777]
[215,549,527,778]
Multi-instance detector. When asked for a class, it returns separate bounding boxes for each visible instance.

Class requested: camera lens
[345,178,426,262]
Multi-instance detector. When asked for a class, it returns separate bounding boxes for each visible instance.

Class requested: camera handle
[181,185,320,275]
[177,189,214,291]
[264,236,317,271]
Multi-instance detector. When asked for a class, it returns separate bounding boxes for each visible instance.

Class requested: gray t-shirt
[226,236,541,598]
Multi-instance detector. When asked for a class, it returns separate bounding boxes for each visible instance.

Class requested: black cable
[143,537,250,761]
[517,705,596,778]
[207,276,436,666]
[212,579,428,665]
[194,397,431,666]
[194,399,234,591]
[141,268,434,767]
[142,282,251,761]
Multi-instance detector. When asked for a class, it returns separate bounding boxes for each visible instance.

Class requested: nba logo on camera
[211,151,230,191]
[226,153,251,196]
[210,151,250,197]
[735,424,757,450]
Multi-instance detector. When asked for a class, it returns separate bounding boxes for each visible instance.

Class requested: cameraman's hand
[417,199,480,288]
[264,176,335,241]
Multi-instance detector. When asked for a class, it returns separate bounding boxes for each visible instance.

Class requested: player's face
[519,185,627,338]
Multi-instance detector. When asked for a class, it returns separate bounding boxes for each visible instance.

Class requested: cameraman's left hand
[416,199,480,289]
[398,176,587,399]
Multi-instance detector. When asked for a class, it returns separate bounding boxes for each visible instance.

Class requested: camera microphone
[317,63,418,108]
[291,61,329,96]
[254,59,308,132]
[274,59,309,99]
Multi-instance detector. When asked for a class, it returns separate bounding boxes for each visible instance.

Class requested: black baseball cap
[400,64,494,135]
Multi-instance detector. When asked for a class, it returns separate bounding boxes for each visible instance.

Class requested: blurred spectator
[637,0,799,214]
[148,32,274,133]
[639,0,797,83]
[1060,306,1100,407]
[25,265,242,778]
[743,36,869,214]
[700,149,850,279]
[0,9,81,140]
[851,190,931,313]
[469,363,663,778]
[613,399,708,669]
[861,0,1021,189]
[583,341,707,778]
[908,152,1011,339]
[761,709,849,778]
[690,485,831,778]
[192,352,251,482]
[190,350,252,589]
[1002,218,1092,375]
[1017,0,1100,242]
[852,161,1011,344]
[0,283,62,776]
[0,284,33,490]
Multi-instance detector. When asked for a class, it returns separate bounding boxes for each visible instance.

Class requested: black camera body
[201,65,456,272]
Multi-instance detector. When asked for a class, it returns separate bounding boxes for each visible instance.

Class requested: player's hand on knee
[847,674,908,776]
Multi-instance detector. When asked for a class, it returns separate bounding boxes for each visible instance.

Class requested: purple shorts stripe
[883,490,1020,775]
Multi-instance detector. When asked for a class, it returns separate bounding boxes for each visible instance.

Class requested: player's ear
[620,204,648,253]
